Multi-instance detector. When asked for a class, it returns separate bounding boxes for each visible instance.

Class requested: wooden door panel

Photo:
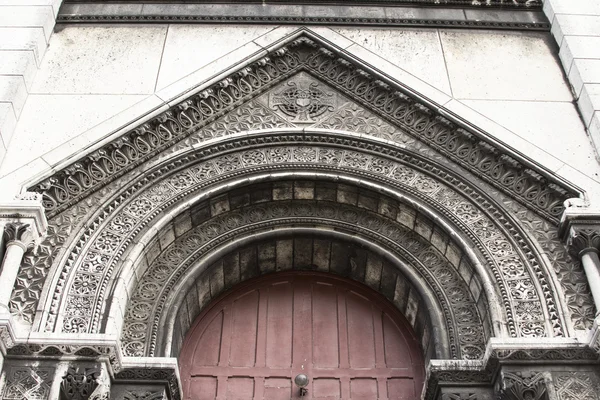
[180,273,424,400]
[266,282,293,368]
[312,283,339,369]
[192,311,223,367]
[387,378,416,399]
[313,378,341,398]
[350,378,378,399]
[346,292,376,369]
[229,290,259,367]
[226,377,254,399]
[264,378,292,400]
[188,377,217,400]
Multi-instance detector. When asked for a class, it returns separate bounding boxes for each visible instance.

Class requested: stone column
[0,223,33,309]
[566,227,600,316]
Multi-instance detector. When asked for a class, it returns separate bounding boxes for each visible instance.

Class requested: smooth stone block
[0,94,148,176]
[335,27,452,96]
[0,5,55,41]
[441,30,572,101]
[577,85,600,127]
[0,103,16,149]
[155,25,274,91]
[31,25,168,95]
[552,14,600,46]
[0,76,27,116]
[544,0,600,21]
[385,7,465,21]
[559,36,600,69]
[0,0,61,17]
[461,99,599,181]
[0,27,47,65]
[0,50,37,89]
[344,42,452,107]
[569,59,600,97]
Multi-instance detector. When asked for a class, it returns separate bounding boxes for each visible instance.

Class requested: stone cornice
[57,3,548,30]
[27,32,579,223]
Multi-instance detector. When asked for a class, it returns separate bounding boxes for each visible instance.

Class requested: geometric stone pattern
[122,191,488,359]
[1,366,54,400]
[554,371,600,400]
[51,140,557,341]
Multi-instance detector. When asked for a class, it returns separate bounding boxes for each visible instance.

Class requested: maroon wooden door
[180,273,424,400]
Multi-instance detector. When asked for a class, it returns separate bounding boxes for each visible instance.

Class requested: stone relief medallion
[269,73,336,123]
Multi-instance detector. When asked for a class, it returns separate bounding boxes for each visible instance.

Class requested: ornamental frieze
[39,138,560,344]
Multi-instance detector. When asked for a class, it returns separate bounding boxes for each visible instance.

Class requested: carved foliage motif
[29,37,576,222]
[567,227,600,258]
[3,222,32,244]
[500,372,548,400]
[121,200,486,359]
[1,367,54,400]
[60,367,100,400]
[55,142,553,342]
[555,372,600,400]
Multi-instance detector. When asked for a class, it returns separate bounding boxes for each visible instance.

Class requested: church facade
[0,1,600,399]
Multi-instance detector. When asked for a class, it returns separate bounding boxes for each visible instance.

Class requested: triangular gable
[28,32,580,223]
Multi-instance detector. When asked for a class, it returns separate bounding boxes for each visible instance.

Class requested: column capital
[2,223,33,249]
[558,201,600,258]
[0,192,48,246]
[566,226,600,258]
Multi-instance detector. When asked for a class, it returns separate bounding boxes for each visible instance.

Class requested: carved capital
[2,222,33,247]
[566,226,600,258]
[60,367,101,400]
[498,371,548,400]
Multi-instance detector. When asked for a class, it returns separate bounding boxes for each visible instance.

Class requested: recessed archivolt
[36,134,563,345]
[162,234,452,363]
[116,189,491,360]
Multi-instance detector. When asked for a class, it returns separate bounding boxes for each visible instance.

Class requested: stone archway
[179,272,425,400]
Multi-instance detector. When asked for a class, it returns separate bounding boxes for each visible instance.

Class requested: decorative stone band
[48,139,559,340]
[27,33,578,223]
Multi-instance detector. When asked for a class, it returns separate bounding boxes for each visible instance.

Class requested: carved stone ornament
[3,222,32,245]
[60,367,101,400]
[566,227,600,258]
[499,371,548,400]
[1,366,54,400]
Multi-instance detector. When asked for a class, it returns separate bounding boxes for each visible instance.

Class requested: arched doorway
[179,272,425,400]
